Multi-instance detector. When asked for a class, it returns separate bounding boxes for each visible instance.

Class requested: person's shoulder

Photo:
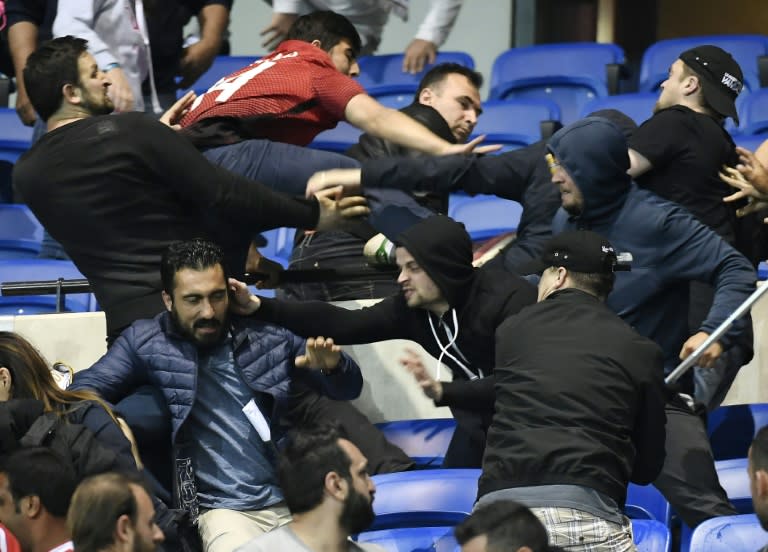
[234,526,293,551]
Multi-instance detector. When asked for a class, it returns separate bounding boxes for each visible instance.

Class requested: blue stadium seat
[714,458,752,513]
[733,134,766,152]
[177,55,260,97]
[308,122,363,153]
[357,52,475,102]
[356,526,459,552]
[370,469,479,530]
[759,262,768,281]
[626,484,671,526]
[470,99,561,152]
[375,419,456,468]
[737,88,768,135]
[356,518,669,552]
[448,195,524,241]
[632,519,672,552]
[581,92,659,125]
[639,35,768,93]
[688,514,768,552]
[0,204,45,242]
[0,259,93,313]
[708,403,768,459]
[0,239,42,259]
[258,227,296,268]
[0,108,34,164]
[489,43,626,124]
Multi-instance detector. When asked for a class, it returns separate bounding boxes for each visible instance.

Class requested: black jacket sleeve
[254,296,406,344]
[360,142,542,200]
[437,377,495,411]
[132,115,321,232]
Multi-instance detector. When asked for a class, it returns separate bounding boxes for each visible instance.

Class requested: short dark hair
[454,500,550,552]
[68,472,149,552]
[278,424,352,514]
[285,11,362,58]
[160,238,227,294]
[416,62,483,98]
[752,426,768,472]
[0,447,78,518]
[24,36,88,122]
[567,270,616,301]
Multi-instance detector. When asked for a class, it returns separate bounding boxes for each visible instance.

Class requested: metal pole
[665,282,768,385]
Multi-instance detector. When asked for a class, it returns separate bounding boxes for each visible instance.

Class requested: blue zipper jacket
[71,311,363,515]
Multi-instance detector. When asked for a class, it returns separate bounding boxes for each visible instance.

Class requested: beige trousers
[197,502,292,552]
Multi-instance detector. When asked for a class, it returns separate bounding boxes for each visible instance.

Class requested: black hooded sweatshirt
[254,215,537,466]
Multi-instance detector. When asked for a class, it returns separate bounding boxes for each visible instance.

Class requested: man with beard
[234,425,382,552]
[70,239,364,552]
[67,473,165,552]
[14,36,368,344]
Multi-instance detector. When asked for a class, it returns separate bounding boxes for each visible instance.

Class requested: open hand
[402,39,437,74]
[296,336,341,372]
[160,90,197,129]
[441,135,501,156]
[400,347,443,401]
[306,169,363,198]
[314,185,369,231]
[227,278,261,316]
[261,12,298,50]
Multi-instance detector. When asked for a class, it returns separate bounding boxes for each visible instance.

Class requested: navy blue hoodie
[549,117,755,373]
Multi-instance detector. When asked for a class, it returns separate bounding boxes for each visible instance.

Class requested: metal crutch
[665,282,768,385]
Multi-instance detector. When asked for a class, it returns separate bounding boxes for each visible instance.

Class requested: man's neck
[31,520,72,552]
[290,511,351,552]
[46,108,94,132]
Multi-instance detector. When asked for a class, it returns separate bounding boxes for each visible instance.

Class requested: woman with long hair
[0,330,140,469]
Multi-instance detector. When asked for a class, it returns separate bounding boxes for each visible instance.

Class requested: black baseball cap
[679,45,744,124]
[522,230,630,275]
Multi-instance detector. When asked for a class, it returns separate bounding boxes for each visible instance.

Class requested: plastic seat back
[581,92,659,125]
[639,35,768,93]
[470,99,561,151]
[708,404,768,460]
[376,419,456,468]
[632,519,672,552]
[356,526,460,552]
[449,195,524,241]
[357,52,475,100]
[489,43,625,124]
[370,469,479,530]
[689,514,768,552]
[0,108,34,164]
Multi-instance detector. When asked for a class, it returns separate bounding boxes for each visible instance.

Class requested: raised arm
[7,20,39,125]
[228,278,404,344]
[178,2,230,88]
[403,0,463,73]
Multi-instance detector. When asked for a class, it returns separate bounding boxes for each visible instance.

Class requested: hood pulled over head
[547,116,634,222]
[396,215,474,307]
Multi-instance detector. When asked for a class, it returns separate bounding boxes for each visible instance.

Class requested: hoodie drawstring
[427,309,480,381]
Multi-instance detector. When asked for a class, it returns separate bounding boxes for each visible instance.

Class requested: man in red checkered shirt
[179,10,485,196]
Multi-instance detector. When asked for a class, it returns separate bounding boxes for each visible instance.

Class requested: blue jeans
[202,139,360,196]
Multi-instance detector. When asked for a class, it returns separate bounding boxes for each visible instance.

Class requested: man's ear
[161,290,173,312]
[682,74,701,97]
[419,87,434,106]
[310,39,323,49]
[23,495,42,519]
[324,471,347,501]
[62,82,81,105]
[115,514,133,543]
[756,469,768,498]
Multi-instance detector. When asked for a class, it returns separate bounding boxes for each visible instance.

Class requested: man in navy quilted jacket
[70,238,363,552]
